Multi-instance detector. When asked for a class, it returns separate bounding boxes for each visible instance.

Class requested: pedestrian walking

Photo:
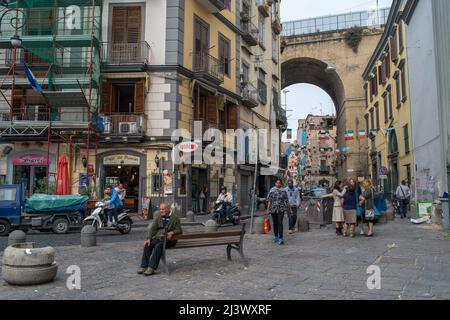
[360,180,378,237]
[342,179,358,238]
[266,179,289,245]
[395,181,411,219]
[285,179,301,234]
[138,203,182,276]
[355,179,366,235]
[332,181,346,236]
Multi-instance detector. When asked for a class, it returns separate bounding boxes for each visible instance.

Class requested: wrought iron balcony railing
[192,52,224,84]
[240,20,258,46]
[195,0,226,13]
[241,82,258,108]
[102,42,150,65]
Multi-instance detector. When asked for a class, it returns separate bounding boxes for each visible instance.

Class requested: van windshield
[0,188,17,201]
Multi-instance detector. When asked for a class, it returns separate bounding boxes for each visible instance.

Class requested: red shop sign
[13,154,49,166]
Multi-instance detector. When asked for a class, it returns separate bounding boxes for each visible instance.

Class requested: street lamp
[10,34,22,48]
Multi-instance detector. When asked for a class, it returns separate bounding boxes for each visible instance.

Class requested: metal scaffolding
[0,0,102,191]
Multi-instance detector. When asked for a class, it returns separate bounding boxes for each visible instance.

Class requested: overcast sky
[280,0,393,142]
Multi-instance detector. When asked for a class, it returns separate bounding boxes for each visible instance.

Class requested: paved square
[1,218,450,300]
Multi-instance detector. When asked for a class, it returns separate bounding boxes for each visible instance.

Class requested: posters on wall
[163,170,173,195]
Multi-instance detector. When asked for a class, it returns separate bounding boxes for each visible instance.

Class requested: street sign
[379,166,388,175]
[177,142,198,153]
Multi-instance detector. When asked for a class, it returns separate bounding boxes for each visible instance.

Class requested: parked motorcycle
[83,202,132,234]
[213,201,241,226]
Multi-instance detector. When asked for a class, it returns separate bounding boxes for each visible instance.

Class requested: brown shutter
[134,79,145,113]
[12,88,24,114]
[101,81,112,113]
[111,6,141,43]
[390,33,399,62]
[111,7,127,42]
[227,104,238,130]
[205,96,218,124]
[127,6,141,43]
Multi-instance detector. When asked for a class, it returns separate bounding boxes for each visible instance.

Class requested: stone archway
[281,28,384,178]
[281,57,345,113]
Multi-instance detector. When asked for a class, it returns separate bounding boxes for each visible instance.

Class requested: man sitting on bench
[138,203,182,276]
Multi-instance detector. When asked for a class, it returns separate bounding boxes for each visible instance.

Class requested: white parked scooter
[83,202,132,234]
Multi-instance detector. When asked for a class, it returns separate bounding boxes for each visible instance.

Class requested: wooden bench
[161,223,248,274]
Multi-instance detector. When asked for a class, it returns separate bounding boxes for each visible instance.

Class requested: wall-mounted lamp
[118,160,124,169]
[10,34,22,49]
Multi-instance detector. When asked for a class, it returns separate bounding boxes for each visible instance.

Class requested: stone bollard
[8,230,27,246]
[297,216,310,232]
[186,211,195,223]
[81,225,97,247]
[378,213,388,224]
[253,216,265,234]
[204,220,218,233]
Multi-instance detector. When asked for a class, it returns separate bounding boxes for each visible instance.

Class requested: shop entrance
[104,165,140,212]
[13,165,48,197]
[192,167,208,213]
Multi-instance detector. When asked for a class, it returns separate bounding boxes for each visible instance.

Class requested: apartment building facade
[362,0,414,197]
[0,0,283,216]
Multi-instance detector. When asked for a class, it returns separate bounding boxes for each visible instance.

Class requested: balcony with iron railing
[100,113,147,142]
[195,0,226,13]
[241,82,258,108]
[240,20,258,46]
[192,52,224,85]
[101,42,150,70]
[257,79,267,105]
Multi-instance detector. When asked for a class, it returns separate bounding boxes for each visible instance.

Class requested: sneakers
[272,236,279,243]
[137,267,146,275]
[144,267,155,276]
[288,229,294,235]
[278,238,285,245]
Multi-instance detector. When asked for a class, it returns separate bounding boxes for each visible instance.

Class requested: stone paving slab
[1,218,450,300]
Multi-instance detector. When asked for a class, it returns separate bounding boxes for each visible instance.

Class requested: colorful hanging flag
[370,129,377,136]
[345,130,355,141]
[358,129,366,139]
[336,148,342,155]
[318,130,330,141]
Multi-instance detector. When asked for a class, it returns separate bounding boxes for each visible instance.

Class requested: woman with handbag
[342,179,358,238]
[332,181,346,236]
[266,179,289,245]
[360,180,378,237]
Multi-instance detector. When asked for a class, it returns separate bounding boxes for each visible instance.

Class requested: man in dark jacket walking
[138,203,182,276]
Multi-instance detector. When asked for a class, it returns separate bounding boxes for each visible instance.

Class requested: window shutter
[101,81,112,113]
[390,33,399,62]
[12,88,24,114]
[205,96,218,124]
[127,6,141,43]
[227,104,238,130]
[134,79,146,113]
[111,7,127,42]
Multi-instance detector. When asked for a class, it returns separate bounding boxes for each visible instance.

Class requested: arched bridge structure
[281,8,389,179]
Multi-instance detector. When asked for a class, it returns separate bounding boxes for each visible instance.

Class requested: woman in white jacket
[332,180,347,236]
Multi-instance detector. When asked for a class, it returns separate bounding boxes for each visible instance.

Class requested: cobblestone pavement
[1,217,450,300]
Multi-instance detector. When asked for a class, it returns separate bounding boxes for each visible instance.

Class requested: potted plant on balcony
[272,19,282,35]
[240,11,250,23]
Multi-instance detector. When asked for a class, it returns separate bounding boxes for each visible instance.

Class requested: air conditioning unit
[119,122,138,134]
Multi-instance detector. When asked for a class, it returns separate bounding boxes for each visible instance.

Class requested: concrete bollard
[186,211,195,223]
[81,225,97,247]
[204,220,218,233]
[297,216,310,232]
[253,216,265,234]
[8,230,27,246]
